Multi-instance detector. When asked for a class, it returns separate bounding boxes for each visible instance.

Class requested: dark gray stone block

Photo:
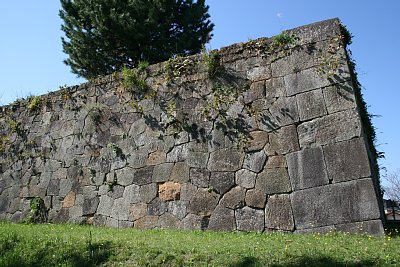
[236,206,264,232]
[148,198,168,216]
[256,168,291,195]
[323,138,371,183]
[296,89,327,121]
[265,194,294,231]
[323,81,356,114]
[170,162,190,183]
[208,205,236,231]
[245,189,266,208]
[220,186,246,209]
[243,150,267,173]
[133,166,153,185]
[188,189,219,216]
[264,125,300,156]
[335,220,384,236]
[152,163,174,183]
[139,183,157,203]
[190,168,210,188]
[208,149,244,172]
[82,197,99,215]
[284,67,332,96]
[286,147,329,190]
[291,178,381,230]
[269,96,299,127]
[209,172,235,195]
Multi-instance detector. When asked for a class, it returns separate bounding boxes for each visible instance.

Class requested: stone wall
[0,18,385,235]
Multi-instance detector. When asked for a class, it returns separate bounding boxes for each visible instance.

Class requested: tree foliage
[59,0,214,79]
[384,169,400,202]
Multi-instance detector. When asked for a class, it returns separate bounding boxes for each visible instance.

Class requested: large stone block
[265,194,294,231]
[284,67,332,96]
[219,186,246,209]
[115,167,134,186]
[133,166,153,185]
[188,189,219,216]
[322,81,356,114]
[296,89,327,121]
[209,172,235,195]
[297,109,361,148]
[236,206,264,232]
[286,147,329,190]
[168,200,188,220]
[190,168,210,188]
[291,178,382,230]
[243,150,267,173]
[268,96,299,127]
[179,214,205,230]
[246,131,269,152]
[169,162,190,183]
[186,151,209,168]
[208,205,236,231]
[152,163,174,183]
[157,214,180,229]
[129,203,147,221]
[110,197,130,221]
[245,189,266,208]
[264,125,300,156]
[97,195,114,216]
[82,197,99,215]
[134,215,158,229]
[235,169,256,189]
[123,184,141,204]
[208,149,244,172]
[256,168,291,195]
[323,138,371,183]
[335,220,384,236]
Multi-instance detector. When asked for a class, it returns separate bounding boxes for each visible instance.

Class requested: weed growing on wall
[21,197,48,224]
[27,95,42,112]
[202,47,221,78]
[122,66,148,93]
[340,22,384,197]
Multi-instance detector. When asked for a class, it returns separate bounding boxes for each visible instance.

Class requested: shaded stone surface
[286,147,329,190]
[208,149,244,172]
[188,189,219,216]
[246,131,269,152]
[209,172,235,194]
[220,186,245,209]
[245,189,266,208]
[208,205,236,231]
[243,150,267,173]
[323,138,371,183]
[296,89,327,121]
[265,194,294,231]
[291,179,381,230]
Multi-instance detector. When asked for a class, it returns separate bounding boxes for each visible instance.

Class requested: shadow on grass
[271,255,376,267]
[228,256,376,267]
[0,239,113,267]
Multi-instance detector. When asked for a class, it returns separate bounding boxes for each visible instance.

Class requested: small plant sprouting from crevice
[106,175,118,192]
[21,197,48,224]
[268,32,298,61]
[203,47,221,78]
[122,66,148,93]
[164,56,195,82]
[107,142,125,159]
[137,60,149,71]
[0,136,10,154]
[27,95,42,112]
[88,106,103,125]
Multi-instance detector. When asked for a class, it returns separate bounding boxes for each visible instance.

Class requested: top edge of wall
[0,18,342,111]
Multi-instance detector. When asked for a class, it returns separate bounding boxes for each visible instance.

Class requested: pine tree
[59,0,214,79]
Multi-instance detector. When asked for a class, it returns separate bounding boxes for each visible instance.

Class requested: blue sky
[0,1,399,182]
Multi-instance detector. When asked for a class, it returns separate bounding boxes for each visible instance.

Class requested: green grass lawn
[0,222,399,267]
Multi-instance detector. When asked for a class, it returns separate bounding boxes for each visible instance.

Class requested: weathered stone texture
[323,138,371,183]
[286,147,329,190]
[0,18,383,235]
[265,194,294,231]
[291,179,381,230]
